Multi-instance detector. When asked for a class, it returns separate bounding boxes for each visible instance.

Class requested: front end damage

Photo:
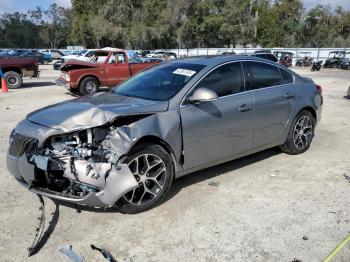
[7,121,140,208]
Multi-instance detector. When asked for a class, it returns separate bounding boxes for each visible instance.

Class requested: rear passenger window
[279,68,293,84]
[246,61,285,89]
[196,62,244,97]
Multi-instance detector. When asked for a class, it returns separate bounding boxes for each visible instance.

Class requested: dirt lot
[0,65,350,262]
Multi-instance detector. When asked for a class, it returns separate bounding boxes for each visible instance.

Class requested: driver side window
[194,62,245,98]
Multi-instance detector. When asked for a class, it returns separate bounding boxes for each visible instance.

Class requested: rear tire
[3,71,22,89]
[280,110,315,155]
[116,143,174,214]
[79,76,99,95]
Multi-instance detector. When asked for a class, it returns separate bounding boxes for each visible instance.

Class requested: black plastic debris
[59,245,84,262]
[91,244,118,262]
[344,174,350,183]
[302,236,308,241]
[208,181,220,187]
[28,194,46,257]
[292,259,302,262]
[28,195,60,257]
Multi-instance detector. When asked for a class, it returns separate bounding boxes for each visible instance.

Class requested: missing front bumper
[7,153,138,207]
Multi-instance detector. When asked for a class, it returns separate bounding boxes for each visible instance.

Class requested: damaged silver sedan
[7,56,323,213]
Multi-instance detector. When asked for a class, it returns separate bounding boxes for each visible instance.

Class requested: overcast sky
[0,0,349,14]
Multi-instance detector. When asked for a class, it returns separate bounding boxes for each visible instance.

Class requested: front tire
[3,71,22,89]
[79,76,99,95]
[280,110,315,155]
[116,144,174,214]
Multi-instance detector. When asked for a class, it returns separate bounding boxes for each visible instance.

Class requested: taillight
[316,84,322,94]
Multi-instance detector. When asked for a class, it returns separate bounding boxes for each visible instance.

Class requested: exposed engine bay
[27,125,139,207]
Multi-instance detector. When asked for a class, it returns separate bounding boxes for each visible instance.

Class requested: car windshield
[114,63,206,101]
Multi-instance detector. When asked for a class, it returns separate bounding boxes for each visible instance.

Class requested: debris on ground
[27,195,60,257]
[303,236,308,240]
[28,194,46,257]
[343,174,350,183]
[291,259,302,262]
[59,245,84,262]
[208,181,220,187]
[91,244,118,262]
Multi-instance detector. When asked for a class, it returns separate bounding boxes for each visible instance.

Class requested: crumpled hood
[61,59,100,70]
[27,92,168,132]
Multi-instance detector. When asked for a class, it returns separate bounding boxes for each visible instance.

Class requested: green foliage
[0,0,349,49]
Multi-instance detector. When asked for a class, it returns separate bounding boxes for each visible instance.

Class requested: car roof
[170,55,277,67]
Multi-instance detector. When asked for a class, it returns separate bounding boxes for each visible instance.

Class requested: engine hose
[323,234,350,262]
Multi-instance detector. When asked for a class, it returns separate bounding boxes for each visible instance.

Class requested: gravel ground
[0,65,350,262]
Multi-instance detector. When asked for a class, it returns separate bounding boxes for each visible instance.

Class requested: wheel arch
[129,135,179,173]
[78,74,101,88]
[131,135,176,159]
[298,106,317,122]
[2,67,22,75]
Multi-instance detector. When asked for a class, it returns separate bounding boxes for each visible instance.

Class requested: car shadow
[57,147,281,214]
[20,81,56,89]
[164,147,281,203]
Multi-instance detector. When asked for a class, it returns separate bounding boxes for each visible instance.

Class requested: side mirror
[188,87,218,104]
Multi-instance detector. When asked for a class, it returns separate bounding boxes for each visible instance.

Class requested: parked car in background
[296,52,313,67]
[147,51,177,59]
[141,50,155,57]
[340,52,350,70]
[220,51,236,55]
[324,51,345,68]
[39,49,65,60]
[7,55,323,213]
[53,61,62,70]
[62,50,82,56]
[242,52,278,63]
[0,57,39,89]
[274,51,294,67]
[19,51,53,65]
[60,49,95,63]
[56,49,161,95]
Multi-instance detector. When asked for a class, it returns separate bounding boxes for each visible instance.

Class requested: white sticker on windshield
[173,68,196,77]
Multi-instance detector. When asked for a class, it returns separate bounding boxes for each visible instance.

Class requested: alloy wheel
[293,116,313,150]
[123,154,167,205]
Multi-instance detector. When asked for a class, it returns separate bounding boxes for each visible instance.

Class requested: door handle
[238,104,252,112]
[284,93,295,99]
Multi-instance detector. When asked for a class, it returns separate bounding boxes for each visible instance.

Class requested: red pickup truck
[56,49,161,95]
[0,57,39,89]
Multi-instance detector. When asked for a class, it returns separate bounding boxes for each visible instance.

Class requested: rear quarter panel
[272,74,322,145]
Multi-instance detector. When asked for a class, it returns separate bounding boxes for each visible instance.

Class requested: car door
[244,61,296,149]
[180,62,254,170]
[105,52,131,86]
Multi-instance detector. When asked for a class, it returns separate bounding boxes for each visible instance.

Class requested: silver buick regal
[7,56,323,213]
